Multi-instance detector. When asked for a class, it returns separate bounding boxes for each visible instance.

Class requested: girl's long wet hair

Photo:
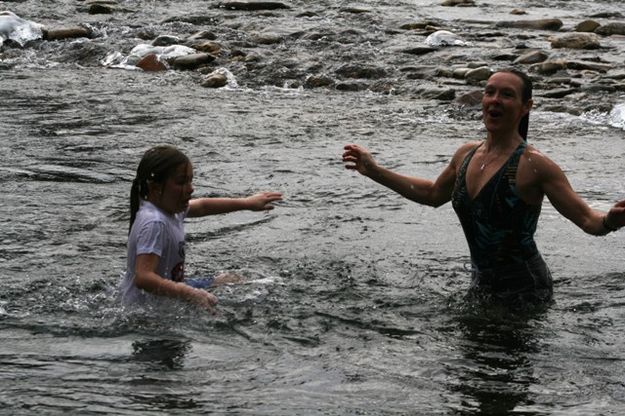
[498,68,533,141]
[129,145,190,233]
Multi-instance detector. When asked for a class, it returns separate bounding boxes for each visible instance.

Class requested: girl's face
[153,162,194,214]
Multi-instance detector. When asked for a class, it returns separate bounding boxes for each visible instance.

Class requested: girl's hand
[244,191,283,211]
[190,287,218,313]
[342,144,378,177]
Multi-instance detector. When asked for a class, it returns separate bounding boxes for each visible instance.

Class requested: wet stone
[441,0,475,6]
[335,64,387,79]
[549,33,601,50]
[575,20,601,33]
[399,46,437,55]
[415,87,456,100]
[136,53,167,71]
[496,19,563,31]
[152,35,182,46]
[335,81,368,91]
[187,40,223,55]
[171,53,216,70]
[542,88,578,98]
[43,26,94,41]
[595,22,625,36]
[465,67,492,82]
[514,50,550,64]
[201,71,228,88]
[187,30,217,41]
[219,1,291,11]
[303,74,335,88]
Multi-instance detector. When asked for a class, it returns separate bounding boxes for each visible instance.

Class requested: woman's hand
[342,144,378,177]
[244,191,283,211]
[605,199,625,231]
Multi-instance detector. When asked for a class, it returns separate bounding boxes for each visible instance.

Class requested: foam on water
[608,103,625,130]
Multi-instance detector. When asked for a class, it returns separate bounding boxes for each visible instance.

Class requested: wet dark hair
[495,68,533,141]
[129,145,190,233]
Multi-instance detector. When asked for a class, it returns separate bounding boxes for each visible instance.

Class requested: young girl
[120,145,283,311]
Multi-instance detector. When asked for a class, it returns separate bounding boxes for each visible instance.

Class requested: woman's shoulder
[451,140,482,163]
[518,143,564,180]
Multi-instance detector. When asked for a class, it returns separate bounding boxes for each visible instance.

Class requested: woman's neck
[484,131,523,153]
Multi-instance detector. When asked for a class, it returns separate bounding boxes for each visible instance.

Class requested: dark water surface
[2,1,625,414]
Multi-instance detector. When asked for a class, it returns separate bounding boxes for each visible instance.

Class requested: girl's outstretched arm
[187,191,283,217]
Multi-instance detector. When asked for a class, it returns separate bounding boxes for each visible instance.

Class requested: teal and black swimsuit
[451,141,553,304]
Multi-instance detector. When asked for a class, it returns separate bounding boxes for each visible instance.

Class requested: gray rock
[542,88,578,98]
[549,33,601,49]
[152,35,182,46]
[171,53,216,70]
[595,22,625,36]
[335,64,387,79]
[304,74,335,88]
[530,60,567,75]
[441,0,475,6]
[219,1,291,11]
[496,19,563,31]
[454,90,482,107]
[43,26,94,41]
[575,20,600,33]
[514,50,549,64]
[465,66,492,82]
[201,71,229,88]
[566,60,612,72]
[415,87,456,100]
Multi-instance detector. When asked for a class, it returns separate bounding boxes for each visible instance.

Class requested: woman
[120,145,282,311]
[342,69,625,306]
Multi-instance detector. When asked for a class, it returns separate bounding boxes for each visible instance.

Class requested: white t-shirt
[120,200,187,304]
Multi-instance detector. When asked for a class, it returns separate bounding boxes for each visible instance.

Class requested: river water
[2,1,625,415]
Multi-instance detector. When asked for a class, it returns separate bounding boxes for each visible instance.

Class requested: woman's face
[482,72,532,136]
[153,162,194,214]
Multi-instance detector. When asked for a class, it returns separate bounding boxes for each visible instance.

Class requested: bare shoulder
[451,140,482,164]
[520,144,563,178]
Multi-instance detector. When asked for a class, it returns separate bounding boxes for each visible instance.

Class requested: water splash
[608,103,625,130]
[424,30,471,47]
[580,103,625,131]
[101,43,196,69]
[0,11,43,48]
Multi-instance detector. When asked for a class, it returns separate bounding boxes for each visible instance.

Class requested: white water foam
[580,103,625,131]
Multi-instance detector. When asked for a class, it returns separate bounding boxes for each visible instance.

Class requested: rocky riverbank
[2,1,625,116]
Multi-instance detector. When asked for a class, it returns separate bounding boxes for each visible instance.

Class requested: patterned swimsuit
[451,141,553,304]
